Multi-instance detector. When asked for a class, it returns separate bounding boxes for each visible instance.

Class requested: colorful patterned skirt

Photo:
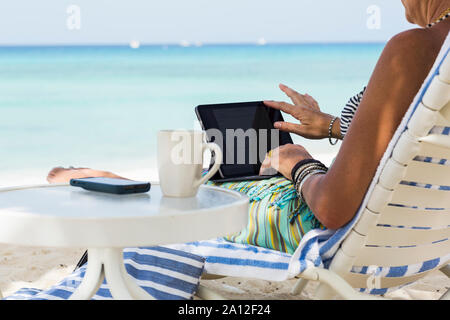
[207,177,324,255]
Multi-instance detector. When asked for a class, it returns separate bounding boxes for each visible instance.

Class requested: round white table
[0,183,249,300]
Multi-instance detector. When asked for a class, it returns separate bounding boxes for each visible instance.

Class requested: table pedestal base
[69,248,154,300]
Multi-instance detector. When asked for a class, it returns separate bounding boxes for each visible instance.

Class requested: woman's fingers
[259,144,314,180]
[279,83,303,105]
[265,85,329,139]
[304,94,320,110]
[259,149,281,175]
[264,100,295,114]
[259,153,273,175]
[279,84,321,111]
[274,121,306,135]
[280,83,314,106]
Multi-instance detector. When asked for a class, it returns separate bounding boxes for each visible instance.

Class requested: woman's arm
[262,28,446,229]
[302,28,443,229]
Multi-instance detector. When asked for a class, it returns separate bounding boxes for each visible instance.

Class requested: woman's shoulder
[390,27,432,43]
[385,27,445,60]
[378,27,445,77]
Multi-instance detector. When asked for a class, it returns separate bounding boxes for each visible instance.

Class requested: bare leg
[47,167,128,184]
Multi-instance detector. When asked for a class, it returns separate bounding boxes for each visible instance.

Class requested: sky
[0,0,415,45]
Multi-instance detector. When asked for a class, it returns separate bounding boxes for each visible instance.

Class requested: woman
[48,0,450,254]
[261,0,449,230]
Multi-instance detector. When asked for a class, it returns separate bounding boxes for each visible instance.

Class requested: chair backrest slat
[403,160,450,186]
[365,225,450,247]
[377,205,450,229]
[354,240,449,266]
[389,184,449,208]
[417,139,450,159]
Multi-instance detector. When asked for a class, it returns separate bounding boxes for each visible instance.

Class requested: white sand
[0,245,85,297]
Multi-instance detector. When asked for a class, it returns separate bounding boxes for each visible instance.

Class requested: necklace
[427,8,450,28]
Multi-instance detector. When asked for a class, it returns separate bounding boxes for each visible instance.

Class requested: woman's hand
[259,144,313,180]
[264,84,342,140]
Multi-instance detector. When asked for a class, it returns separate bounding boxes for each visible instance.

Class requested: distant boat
[129,40,140,49]
[194,41,203,47]
[257,37,267,46]
[179,40,191,47]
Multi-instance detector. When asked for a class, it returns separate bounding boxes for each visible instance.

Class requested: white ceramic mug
[157,130,222,197]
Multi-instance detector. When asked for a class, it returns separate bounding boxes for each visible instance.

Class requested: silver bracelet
[328,117,339,146]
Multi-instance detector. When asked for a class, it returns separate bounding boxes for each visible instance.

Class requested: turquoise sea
[0,44,384,185]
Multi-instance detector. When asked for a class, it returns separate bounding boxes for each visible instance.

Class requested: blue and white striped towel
[166,228,344,283]
[5,246,205,300]
[168,35,450,295]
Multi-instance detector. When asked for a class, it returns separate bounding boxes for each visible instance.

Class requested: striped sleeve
[340,87,367,137]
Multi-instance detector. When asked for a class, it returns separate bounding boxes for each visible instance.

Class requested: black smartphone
[70,177,151,195]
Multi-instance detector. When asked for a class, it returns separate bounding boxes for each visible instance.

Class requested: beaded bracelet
[293,163,323,184]
[296,169,327,203]
[291,159,326,181]
[292,160,328,203]
[328,117,339,146]
[294,165,327,192]
[293,162,327,184]
[294,164,325,183]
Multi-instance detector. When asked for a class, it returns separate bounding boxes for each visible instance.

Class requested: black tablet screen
[196,101,293,178]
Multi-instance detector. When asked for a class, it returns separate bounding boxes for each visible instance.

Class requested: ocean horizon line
[0,39,378,182]
[0,41,387,49]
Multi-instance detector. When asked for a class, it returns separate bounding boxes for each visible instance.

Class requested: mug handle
[193,142,223,188]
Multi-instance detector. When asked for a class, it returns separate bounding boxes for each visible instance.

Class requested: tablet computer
[195,101,293,182]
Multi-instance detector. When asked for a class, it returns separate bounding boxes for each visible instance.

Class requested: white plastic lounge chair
[169,33,450,300]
